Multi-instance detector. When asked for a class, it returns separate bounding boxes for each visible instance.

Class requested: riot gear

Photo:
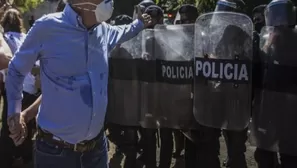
[133,0,155,19]
[139,0,155,12]
[178,4,198,24]
[265,0,296,27]
[251,25,297,167]
[214,0,245,13]
[194,11,252,168]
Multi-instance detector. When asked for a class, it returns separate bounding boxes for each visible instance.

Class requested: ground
[107,136,257,168]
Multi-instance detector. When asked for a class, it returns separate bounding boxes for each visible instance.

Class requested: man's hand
[136,5,152,28]
[7,113,28,146]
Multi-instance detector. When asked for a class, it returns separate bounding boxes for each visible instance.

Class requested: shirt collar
[63,4,84,28]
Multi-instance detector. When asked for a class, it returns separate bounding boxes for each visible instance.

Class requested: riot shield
[140,24,196,129]
[194,12,253,130]
[106,31,145,126]
[251,26,297,156]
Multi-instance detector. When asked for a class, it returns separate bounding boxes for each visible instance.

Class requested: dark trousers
[0,91,39,167]
[173,130,184,156]
[254,148,279,168]
[141,128,173,168]
[120,127,138,168]
[223,128,248,168]
[184,125,221,168]
[142,128,156,168]
[184,137,197,168]
[107,124,138,168]
[159,128,173,168]
[0,90,14,167]
[34,131,108,168]
[255,148,297,168]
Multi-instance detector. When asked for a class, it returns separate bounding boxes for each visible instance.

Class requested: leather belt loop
[74,144,78,152]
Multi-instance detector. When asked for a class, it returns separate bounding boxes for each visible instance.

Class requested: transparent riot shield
[194,12,253,130]
[251,26,297,156]
[140,24,196,129]
[106,31,145,126]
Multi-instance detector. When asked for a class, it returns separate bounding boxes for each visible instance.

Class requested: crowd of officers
[0,0,295,167]
[107,0,297,168]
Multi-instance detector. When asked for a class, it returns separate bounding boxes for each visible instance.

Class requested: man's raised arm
[106,5,152,51]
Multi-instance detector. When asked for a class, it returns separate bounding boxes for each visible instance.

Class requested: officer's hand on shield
[135,5,152,28]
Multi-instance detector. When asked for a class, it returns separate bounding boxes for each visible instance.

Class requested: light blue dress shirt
[6,4,144,144]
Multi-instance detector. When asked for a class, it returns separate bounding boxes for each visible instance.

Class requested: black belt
[37,127,103,153]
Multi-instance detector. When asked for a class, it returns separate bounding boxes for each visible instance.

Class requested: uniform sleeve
[106,19,144,51]
[6,19,45,116]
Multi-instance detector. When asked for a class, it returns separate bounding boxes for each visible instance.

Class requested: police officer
[194,1,249,168]
[253,0,297,167]
[251,5,280,168]
[133,1,156,163]
[172,4,201,168]
[213,1,249,168]
[252,5,266,34]
[138,5,173,168]
[167,4,199,162]
[107,14,140,168]
[177,4,199,24]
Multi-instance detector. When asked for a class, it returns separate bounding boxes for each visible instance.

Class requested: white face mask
[73,0,114,23]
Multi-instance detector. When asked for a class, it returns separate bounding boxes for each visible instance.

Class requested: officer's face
[253,13,264,24]
[180,13,195,24]
[146,15,163,29]
[253,12,265,33]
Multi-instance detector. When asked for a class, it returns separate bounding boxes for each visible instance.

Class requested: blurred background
[3,0,290,30]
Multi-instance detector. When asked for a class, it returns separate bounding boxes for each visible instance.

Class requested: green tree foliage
[14,0,44,12]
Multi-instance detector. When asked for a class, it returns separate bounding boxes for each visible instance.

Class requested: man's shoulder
[34,12,64,27]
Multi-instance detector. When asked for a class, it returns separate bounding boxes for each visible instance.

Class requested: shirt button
[89,71,92,74]
[93,113,96,117]
[93,92,96,95]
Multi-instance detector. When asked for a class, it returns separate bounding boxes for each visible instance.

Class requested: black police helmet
[138,0,156,12]
[214,0,245,13]
[265,0,296,27]
[113,15,133,25]
[178,4,199,22]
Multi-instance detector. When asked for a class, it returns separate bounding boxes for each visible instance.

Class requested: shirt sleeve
[106,19,144,51]
[6,19,45,116]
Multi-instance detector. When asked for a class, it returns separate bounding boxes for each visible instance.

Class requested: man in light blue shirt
[5,0,151,167]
